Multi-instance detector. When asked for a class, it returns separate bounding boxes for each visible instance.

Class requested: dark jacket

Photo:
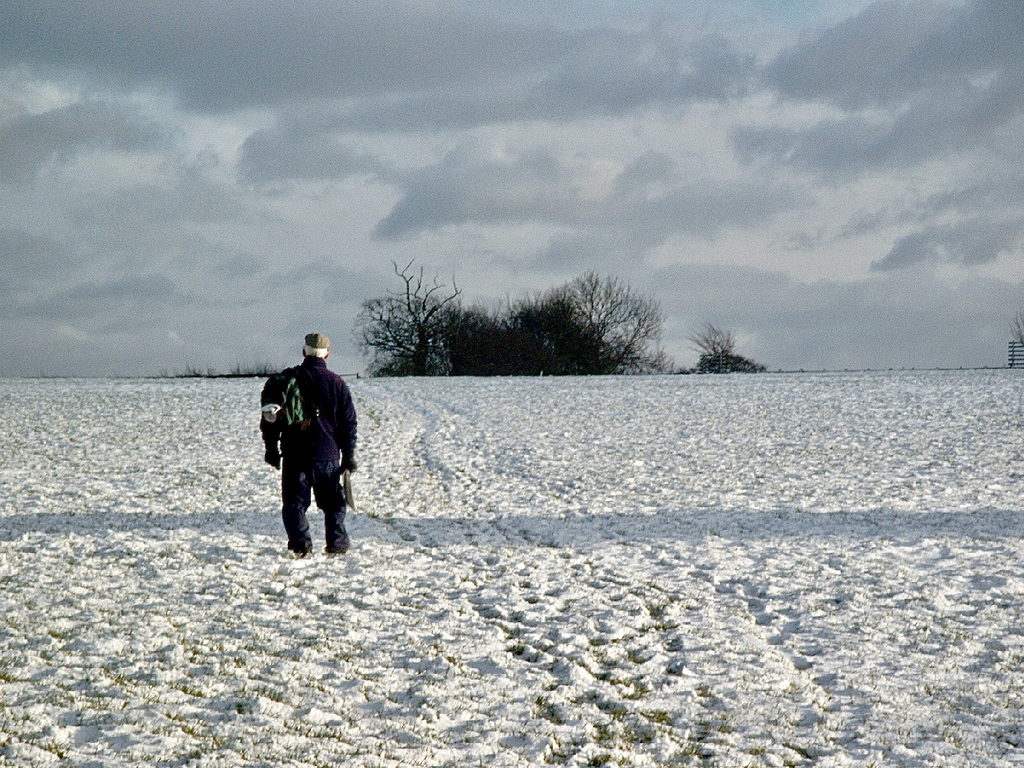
[269,357,357,465]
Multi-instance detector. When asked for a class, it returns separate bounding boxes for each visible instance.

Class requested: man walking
[262,333,357,556]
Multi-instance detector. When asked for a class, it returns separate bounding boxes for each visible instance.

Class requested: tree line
[355,261,764,376]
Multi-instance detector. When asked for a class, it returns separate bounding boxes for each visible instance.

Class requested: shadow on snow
[2,506,1022,553]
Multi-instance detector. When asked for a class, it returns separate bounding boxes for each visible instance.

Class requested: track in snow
[1,373,1023,766]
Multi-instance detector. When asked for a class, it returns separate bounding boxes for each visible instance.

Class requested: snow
[1,371,1023,767]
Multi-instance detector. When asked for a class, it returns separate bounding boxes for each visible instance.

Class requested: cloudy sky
[2,0,1022,376]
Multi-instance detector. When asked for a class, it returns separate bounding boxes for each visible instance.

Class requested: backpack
[260,370,314,431]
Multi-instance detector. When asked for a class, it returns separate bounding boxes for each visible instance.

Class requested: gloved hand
[342,456,357,473]
[265,446,281,469]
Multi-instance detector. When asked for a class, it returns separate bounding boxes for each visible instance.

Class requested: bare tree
[689,323,737,359]
[356,266,669,376]
[563,272,669,374]
[507,273,670,375]
[355,260,461,376]
[511,289,604,375]
[688,323,764,373]
[1013,308,1024,345]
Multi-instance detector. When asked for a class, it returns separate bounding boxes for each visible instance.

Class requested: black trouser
[281,457,348,553]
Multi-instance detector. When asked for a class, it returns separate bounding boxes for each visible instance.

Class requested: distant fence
[1011,341,1024,368]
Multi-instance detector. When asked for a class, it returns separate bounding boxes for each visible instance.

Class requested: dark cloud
[752,0,1024,177]
[0,101,165,182]
[375,145,801,245]
[222,28,752,142]
[237,128,383,186]
[927,169,1024,214]
[872,218,1024,271]
[373,144,588,239]
[70,175,248,241]
[0,228,66,276]
[1,2,754,124]
[0,0,565,113]
[764,0,954,106]
[527,31,753,115]
[729,0,1024,276]
[210,252,265,281]
[0,272,188,379]
[763,0,1022,120]
[19,273,181,320]
[638,178,802,240]
[1,320,185,378]
[733,100,990,178]
[0,228,72,304]
[901,0,1024,88]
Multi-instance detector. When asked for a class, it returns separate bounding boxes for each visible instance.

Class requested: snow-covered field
[1,371,1023,767]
